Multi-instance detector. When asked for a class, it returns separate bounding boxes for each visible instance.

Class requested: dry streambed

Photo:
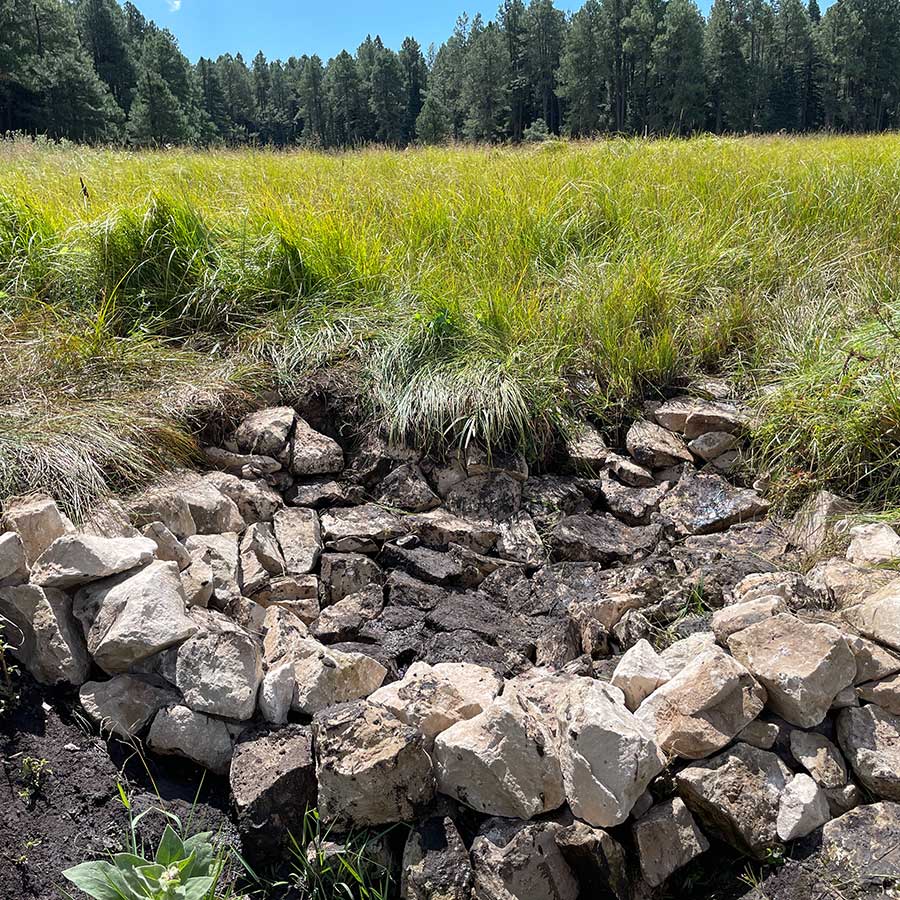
[2,389,900,898]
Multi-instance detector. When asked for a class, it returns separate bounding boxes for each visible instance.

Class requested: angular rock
[787,490,854,555]
[837,704,900,800]
[239,522,286,596]
[676,743,792,858]
[610,639,670,711]
[185,533,240,603]
[606,452,655,488]
[633,798,709,888]
[382,543,470,588]
[309,585,384,643]
[496,512,545,566]
[32,533,156,589]
[824,783,861,817]
[660,471,769,536]
[0,531,28,586]
[174,609,262,720]
[141,521,191,571]
[261,605,310,665]
[79,674,177,738]
[636,647,766,759]
[203,445,281,477]
[288,417,344,475]
[567,423,608,471]
[689,431,739,462]
[368,661,502,744]
[0,584,89,685]
[273,507,322,575]
[549,514,659,563]
[737,719,780,750]
[73,560,196,673]
[204,471,283,524]
[857,673,900,713]
[599,472,669,526]
[655,396,749,436]
[444,474,522,523]
[288,478,350,508]
[291,641,387,714]
[521,476,589,531]
[379,464,440,512]
[148,704,233,774]
[170,471,244,534]
[790,730,847,789]
[401,816,473,900]
[843,580,900,650]
[658,631,717,677]
[258,660,294,725]
[728,614,856,727]
[711,595,786,643]
[847,522,900,565]
[847,634,900,684]
[313,701,435,826]
[433,691,565,819]
[319,552,383,606]
[807,556,894,609]
[820,802,900,881]
[320,504,406,553]
[626,419,693,469]
[777,773,831,841]
[234,406,295,457]
[230,724,317,863]
[554,822,629,900]
[1,494,73,566]
[470,819,578,900]
[406,509,498,553]
[130,483,197,540]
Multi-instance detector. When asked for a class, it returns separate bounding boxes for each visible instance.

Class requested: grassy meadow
[2,134,900,515]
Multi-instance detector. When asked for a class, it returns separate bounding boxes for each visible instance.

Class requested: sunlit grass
[2,133,900,512]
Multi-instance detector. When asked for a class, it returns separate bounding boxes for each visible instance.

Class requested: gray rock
[550,514,659,563]
[465,446,528,481]
[689,431,739,461]
[79,674,177,738]
[32,533,156,589]
[1,494,73,566]
[554,822,629,900]
[857,673,900,713]
[258,661,294,724]
[274,507,322,575]
[203,471,283,524]
[633,798,709,887]
[406,509,499,553]
[599,472,669,526]
[470,819,578,900]
[496,512,545,566]
[169,471,245,534]
[777,773,831,841]
[234,406,295,457]
[288,417,344,475]
[847,522,900,565]
[837,704,900,801]
[230,724,316,864]
[288,478,350,508]
[660,471,769,536]
[0,584,89,685]
[320,504,406,554]
[610,639,670,711]
[179,556,214,608]
[444,474,522,523]
[737,719,780,750]
[605,452,656,488]
[401,816,473,900]
[676,743,791,858]
[313,701,435,826]
[843,580,900,650]
[521,476,590,530]
[0,531,29,586]
[654,396,749,436]
[185,533,241,604]
[567,424,608,471]
[378,464,440,512]
[148,704,233,774]
[73,560,196,673]
[141,521,191,570]
[626,420,693,469]
[319,552,382,606]
[786,490,854,555]
[203,446,281,477]
[711,595,786,643]
[310,585,384,643]
[820,802,900,881]
[129,484,196,540]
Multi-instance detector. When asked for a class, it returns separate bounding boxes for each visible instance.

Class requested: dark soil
[0,675,238,900]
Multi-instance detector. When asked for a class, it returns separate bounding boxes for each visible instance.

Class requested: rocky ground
[3,388,900,899]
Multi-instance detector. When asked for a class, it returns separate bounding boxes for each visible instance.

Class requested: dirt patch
[0,676,238,900]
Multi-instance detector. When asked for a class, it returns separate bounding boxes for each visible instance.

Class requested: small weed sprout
[18,756,51,806]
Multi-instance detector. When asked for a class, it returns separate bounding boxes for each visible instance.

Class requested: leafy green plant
[18,756,51,806]
[287,806,397,900]
[63,782,229,900]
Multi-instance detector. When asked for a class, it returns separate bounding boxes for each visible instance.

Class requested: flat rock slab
[660,472,769,536]
[820,802,900,881]
[626,420,693,469]
[549,514,659,563]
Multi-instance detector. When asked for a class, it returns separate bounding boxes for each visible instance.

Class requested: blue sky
[144,0,586,62]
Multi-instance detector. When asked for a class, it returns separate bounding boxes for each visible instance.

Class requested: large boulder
[626,420,693,469]
[513,673,666,827]
[843,581,900,650]
[32,533,156,589]
[173,609,262,720]
[320,504,406,553]
[79,674,177,738]
[633,798,709,888]
[401,816,473,900]
[273,507,323,576]
[676,743,792,858]
[368,661,502,745]
[433,690,565,819]
[147,704,234,774]
[711,595,786,643]
[549,514,659,563]
[313,701,435,826]
[0,584,89,685]
[229,724,317,863]
[837,704,900,801]
[234,406,295,457]
[470,819,578,900]
[727,614,856,727]
[73,560,197,673]
[635,647,766,759]
[289,417,345,475]
[659,471,769,536]
[1,494,72,565]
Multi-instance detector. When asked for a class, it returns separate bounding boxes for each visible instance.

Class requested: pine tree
[558,0,605,136]
[625,0,665,133]
[416,90,450,142]
[650,0,706,134]
[524,0,566,134]
[500,0,530,141]
[324,49,365,145]
[296,54,327,145]
[462,18,511,141]
[398,37,427,143]
[369,44,405,144]
[705,0,750,131]
[215,53,256,142]
[421,16,471,140]
[196,56,228,139]
[74,0,136,113]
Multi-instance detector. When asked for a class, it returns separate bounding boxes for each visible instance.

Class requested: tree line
[2,0,899,146]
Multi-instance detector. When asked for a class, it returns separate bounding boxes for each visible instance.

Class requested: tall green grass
[2,133,900,511]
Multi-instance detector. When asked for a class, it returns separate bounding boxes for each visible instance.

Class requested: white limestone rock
[32,534,156,589]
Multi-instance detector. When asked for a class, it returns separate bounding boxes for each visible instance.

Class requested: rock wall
[4,393,900,897]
